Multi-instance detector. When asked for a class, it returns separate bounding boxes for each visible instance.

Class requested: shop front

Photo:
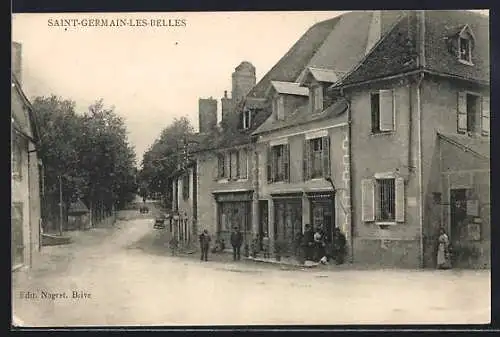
[307,192,335,243]
[271,193,302,257]
[215,191,253,247]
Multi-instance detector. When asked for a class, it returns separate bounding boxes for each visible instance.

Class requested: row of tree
[32,95,138,231]
[137,116,195,208]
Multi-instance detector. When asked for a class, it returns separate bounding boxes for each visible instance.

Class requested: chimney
[12,42,22,84]
[198,98,217,133]
[221,90,234,122]
[231,61,256,104]
[365,11,382,55]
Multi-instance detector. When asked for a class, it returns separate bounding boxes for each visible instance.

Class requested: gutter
[345,93,354,264]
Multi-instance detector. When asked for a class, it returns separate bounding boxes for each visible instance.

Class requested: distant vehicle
[154,213,166,229]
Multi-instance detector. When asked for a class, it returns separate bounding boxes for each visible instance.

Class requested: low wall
[353,238,421,269]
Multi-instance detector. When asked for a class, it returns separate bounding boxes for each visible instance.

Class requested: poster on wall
[467,222,481,241]
[466,200,479,217]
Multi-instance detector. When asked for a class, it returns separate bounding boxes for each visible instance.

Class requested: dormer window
[310,85,323,113]
[454,25,475,65]
[273,96,284,121]
[459,37,472,63]
[242,109,252,129]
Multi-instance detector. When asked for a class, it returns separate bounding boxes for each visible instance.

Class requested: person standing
[262,232,270,259]
[303,224,314,261]
[313,226,324,261]
[437,227,451,269]
[230,226,243,261]
[332,227,347,265]
[199,229,211,261]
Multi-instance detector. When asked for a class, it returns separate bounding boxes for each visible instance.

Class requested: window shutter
[267,146,273,183]
[361,179,375,222]
[283,143,290,182]
[457,91,467,133]
[379,89,394,131]
[235,151,240,178]
[481,96,490,136]
[322,136,331,177]
[303,139,310,181]
[226,152,232,180]
[395,177,405,222]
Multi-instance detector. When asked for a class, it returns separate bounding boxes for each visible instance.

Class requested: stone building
[11,41,43,271]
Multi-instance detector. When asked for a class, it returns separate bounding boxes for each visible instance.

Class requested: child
[262,232,270,259]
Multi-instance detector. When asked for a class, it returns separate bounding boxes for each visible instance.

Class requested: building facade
[11,42,42,271]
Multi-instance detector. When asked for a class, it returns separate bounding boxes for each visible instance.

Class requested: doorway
[450,188,467,246]
[309,195,335,243]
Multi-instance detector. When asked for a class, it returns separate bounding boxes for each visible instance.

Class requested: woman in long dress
[437,227,450,269]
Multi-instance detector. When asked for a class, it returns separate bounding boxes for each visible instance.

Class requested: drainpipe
[416,10,426,269]
[27,148,32,268]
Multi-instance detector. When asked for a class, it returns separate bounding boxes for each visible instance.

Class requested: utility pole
[59,175,63,236]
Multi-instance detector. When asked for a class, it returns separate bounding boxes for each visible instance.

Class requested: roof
[334,10,489,88]
[266,81,309,97]
[68,199,89,215]
[11,74,40,143]
[438,132,490,159]
[298,67,345,86]
[253,98,349,135]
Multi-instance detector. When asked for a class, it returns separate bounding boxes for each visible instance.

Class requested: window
[371,89,395,133]
[229,151,240,180]
[311,85,323,112]
[217,153,226,178]
[239,148,248,179]
[481,96,490,136]
[182,174,189,200]
[457,92,480,135]
[273,96,285,120]
[458,37,472,63]
[267,144,289,183]
[242,109,252,129]
[303,136,330,180]
[361,176,405,223]
[11,133,22,180]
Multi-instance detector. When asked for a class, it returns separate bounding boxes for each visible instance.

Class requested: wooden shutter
[481,96,490,136]
[235,151,240,178]
[379,89,394,131]
[322,136,331,177]
[457,91,467,133]
[303,139,310,181]
[283,143,290,182]
[395,177,405,222]
[361,179,375,222]
[267,146,273,183]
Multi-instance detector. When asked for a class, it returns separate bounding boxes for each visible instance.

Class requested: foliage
[138,116,195,204]
[33,95,137,220]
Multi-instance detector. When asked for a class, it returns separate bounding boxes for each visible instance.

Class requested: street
[12,212,491,327]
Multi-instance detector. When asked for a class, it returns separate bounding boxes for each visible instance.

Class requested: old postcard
[11,10,491,328]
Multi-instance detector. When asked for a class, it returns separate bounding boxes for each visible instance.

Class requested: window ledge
[458,59,474,66]
[375,221,397,227]
[370,131,395,137]
[217,179,229,184]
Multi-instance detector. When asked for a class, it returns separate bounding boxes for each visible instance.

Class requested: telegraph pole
[59,175,63,236]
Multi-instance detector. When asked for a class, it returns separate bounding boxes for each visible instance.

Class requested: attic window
[273,96,285,121]
[459,37,472,63]
[242,109,252,129]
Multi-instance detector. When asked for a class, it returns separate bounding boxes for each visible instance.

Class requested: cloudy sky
[12,11,348,165]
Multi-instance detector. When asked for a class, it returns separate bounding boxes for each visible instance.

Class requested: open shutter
[395,177,405,222]
[361,179,375,222]
[303,139,310,181]
[283,143,290,182]
[379,89,394,131]
[322,136,331,177]
[267,146,273,183]
[481,96,490,136]
[457,91,467,133]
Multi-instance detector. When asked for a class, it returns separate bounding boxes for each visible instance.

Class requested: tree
[138,116,195,206]
[32,95,137,231]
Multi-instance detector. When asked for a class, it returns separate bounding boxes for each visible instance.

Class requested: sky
[12,10,488,166]
[12,11,348,165]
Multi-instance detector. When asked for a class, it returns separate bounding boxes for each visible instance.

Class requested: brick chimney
[198,97,217,133]
[12,42,22,84]
[365,10,408,56]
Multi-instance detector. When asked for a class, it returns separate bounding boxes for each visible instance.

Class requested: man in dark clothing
[302,224,314,261]
[199,229,211,261]
[230,227,243,261]
[332,227,347,265]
